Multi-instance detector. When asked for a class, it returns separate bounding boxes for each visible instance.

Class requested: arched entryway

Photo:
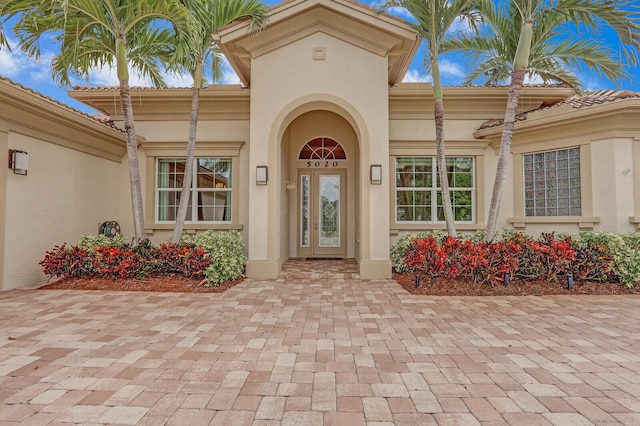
[280,110,360,260]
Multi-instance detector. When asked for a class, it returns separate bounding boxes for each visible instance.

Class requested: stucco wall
[248,31,391,276]
[3,131,124,290]
[592,138,636,233]
[132,119,251,245]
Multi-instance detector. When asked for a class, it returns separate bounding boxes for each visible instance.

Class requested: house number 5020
[307,161,339,168]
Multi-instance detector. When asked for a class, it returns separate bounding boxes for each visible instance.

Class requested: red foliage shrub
[40,244,94,278]
[93,246,145,279]
[403,232,612,286]
[152,243,209,278]
[40,242,210,280]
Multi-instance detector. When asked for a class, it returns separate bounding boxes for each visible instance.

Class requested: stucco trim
[0,131,6,291]
[508,216,601,230]
[215,0,420,86]
[511,144,596,232]
[390,84,575,120]
[358,259,392,279]
[632,138,640,229]
[246,259,281,279]
[143,141,245,234]
[69,86,251,121]
[1,80,126,162]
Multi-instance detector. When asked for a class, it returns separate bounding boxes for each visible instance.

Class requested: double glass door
[298,170,346,257]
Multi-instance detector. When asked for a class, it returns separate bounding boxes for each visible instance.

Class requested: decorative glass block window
[299,137,346,160]
[524,147,581,216]
[395,157,474,223]
[156,157,232,223]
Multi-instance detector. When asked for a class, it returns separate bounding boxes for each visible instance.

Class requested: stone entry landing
[278,258,360,281]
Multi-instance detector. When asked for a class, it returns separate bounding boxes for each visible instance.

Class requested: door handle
[314,217,318,231]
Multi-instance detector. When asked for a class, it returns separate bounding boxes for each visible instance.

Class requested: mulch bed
[395,273,639,296]
[39,273,637,296]
[39,275,243,293]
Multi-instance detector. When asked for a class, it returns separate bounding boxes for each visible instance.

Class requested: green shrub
[182,230,247,286]
[77,233,127,250]
[391,231,443,273]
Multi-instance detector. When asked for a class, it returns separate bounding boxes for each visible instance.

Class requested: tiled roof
[1,76,124,133]
[73,85,194,91]
[478,89,640,130]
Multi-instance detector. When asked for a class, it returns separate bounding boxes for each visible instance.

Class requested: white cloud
[524,74,544,85]
[218,57,242,85]
[448,17,475,36]
[0,47,21,76]
[438,59,465,79]
[381,6,416,22]
[403,69,432,83]
[163,71,193,87]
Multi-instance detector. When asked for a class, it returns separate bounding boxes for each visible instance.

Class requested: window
[395,157,474,223]
[156,157,232,223]
[299,137,346,160]
[524,147,581,216]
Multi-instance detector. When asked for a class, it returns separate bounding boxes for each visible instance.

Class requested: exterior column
[0,131,8,290]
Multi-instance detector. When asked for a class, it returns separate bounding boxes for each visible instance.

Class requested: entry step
[278,259,360,281]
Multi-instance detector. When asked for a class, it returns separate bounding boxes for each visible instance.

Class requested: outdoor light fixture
[370,164,382,185]
[256,165,268,186]
[8,150,28,175]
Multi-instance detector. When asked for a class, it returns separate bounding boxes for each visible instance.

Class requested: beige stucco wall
[247,31,391,278]
[132,119,251,245]
[591,138,635,233]
[3,131,124,290]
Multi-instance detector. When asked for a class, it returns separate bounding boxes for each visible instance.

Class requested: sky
[1,0,638,115]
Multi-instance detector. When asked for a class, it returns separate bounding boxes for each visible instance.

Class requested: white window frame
[395,157,475,224]
[155,157,233,224]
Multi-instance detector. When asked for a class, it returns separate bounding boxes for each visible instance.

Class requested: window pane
[157,159,185,189]
[396,157,473,223]
[524,148,580,216]
[157,157,232,223]
[197,158,232,189]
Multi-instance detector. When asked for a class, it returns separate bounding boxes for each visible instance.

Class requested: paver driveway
[1,277,640,425]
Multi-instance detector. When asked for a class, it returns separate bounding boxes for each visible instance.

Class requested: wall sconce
[8,150,28,176]
[370,164,382,185]
[256,165,268,185]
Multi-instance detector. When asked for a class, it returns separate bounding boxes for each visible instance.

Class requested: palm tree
[11,0,187,240]
[460,0,640,242]
[0,1,37,50]
[382,0,480,237]
[169,0,268,243]
[445,1,633,90]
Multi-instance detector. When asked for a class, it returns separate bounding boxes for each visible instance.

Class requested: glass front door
[299,170,346,257]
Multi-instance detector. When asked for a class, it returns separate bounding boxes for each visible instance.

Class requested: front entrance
[298,169,347,257]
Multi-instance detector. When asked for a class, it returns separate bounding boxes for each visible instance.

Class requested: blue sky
[1,0,638,114]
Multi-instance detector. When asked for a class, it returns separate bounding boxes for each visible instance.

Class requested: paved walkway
[1,272,640,425]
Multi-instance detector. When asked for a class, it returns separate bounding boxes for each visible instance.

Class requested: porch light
[256,165,268,186]
[370,164,382,185]
[8,150,28,176]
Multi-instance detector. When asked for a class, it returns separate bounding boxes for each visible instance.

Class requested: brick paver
[1,260,640,424]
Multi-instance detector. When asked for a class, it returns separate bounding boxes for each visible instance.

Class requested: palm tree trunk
[484,66,526,242]
[432,58,456,237]
[119,79,146,240]
[485,18,533,242]
[171,64,202,243]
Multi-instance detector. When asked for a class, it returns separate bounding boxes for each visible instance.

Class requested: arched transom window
[299,137,346,160]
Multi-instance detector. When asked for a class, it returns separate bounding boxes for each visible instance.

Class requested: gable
[215,0,420,87]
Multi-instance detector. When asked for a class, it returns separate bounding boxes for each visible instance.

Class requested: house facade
[2,0,640,290]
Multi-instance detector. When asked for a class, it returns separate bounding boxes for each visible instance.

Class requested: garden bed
[40,275,243,293]
[396,273,638,296]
